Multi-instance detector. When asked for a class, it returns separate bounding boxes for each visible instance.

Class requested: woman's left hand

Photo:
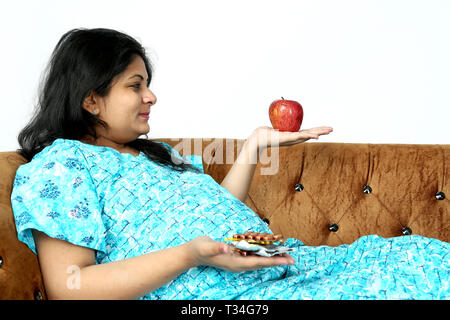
[248,126,333,151]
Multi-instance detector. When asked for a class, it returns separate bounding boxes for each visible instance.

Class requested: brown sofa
[0,138,449,299]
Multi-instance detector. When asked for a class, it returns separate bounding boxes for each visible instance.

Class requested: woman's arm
[220,126,333,202]
[33,231,294,300]
[33,230,195,300]
[220,138,259,202]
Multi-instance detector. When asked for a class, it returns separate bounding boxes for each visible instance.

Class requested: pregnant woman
[11,28,448,300]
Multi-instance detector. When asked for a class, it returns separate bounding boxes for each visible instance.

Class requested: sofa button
[329,223,339,232]
[401,226,412,235]
[294,183,304,192]
[34,290,43,300]
[363,185,372,194]
[0,256,3,267]
[262,218,270,225]
[435,191,445,200]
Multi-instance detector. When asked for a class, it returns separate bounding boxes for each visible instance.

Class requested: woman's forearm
[220,138,260,202]
[54,242,195,300]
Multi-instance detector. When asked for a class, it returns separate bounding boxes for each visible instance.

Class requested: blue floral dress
[11,139,449,299]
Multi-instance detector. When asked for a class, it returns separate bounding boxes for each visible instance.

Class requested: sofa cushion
[244,143,450,246]
[0,152,47,299]
[157,139,449,246]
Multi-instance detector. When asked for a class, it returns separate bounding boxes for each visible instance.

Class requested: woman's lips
[139,112,149,119]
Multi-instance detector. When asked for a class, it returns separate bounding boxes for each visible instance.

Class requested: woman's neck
[80,135,139,156]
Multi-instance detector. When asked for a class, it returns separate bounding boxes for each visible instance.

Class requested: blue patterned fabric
[11,139,449,300]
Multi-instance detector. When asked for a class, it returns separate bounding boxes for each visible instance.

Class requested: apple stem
[281,97,284,100]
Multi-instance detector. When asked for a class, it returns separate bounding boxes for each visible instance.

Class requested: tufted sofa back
[0,139,449,299]
[160,139,449,246]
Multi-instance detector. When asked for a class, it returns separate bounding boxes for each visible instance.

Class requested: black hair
[17,28,200,173]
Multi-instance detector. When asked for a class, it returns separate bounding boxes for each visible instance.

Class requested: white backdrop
[1,0,449,152]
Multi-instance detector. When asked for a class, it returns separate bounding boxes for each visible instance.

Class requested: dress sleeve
[11,144,107,255]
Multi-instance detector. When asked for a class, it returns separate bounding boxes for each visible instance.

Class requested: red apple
[269,97,303,132]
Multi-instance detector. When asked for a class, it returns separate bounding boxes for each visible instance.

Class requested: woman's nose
[144,88,157,105]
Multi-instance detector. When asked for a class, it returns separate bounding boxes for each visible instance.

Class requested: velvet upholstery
[0,152,46,300]
[0,139,448,299]
[161,139,449,246]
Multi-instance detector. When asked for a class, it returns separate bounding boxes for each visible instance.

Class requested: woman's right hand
[186,236,295,273]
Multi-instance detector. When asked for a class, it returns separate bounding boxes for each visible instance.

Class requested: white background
[1,0,449,152]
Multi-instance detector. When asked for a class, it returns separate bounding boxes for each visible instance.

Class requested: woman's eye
[131,83,141,89]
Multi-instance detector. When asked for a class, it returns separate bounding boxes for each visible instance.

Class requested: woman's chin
[137,123,150,134]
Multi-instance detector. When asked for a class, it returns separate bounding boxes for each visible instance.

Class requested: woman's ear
[82,92,99,115]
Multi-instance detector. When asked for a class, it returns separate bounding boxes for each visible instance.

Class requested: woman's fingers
[299,126,333,136]
[192,234,295,272]
[236,254,295,269]
[279,126,333,144]
[250,125,333,149]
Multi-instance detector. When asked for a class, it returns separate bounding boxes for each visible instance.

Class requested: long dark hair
[17,28,200,173]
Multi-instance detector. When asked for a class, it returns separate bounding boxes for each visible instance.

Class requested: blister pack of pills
[225,232,293,257]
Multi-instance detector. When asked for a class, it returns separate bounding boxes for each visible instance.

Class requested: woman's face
[84,55,157,145]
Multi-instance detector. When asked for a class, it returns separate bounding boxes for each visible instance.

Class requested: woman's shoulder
[18,138,90,174]
[32,138,86,160]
